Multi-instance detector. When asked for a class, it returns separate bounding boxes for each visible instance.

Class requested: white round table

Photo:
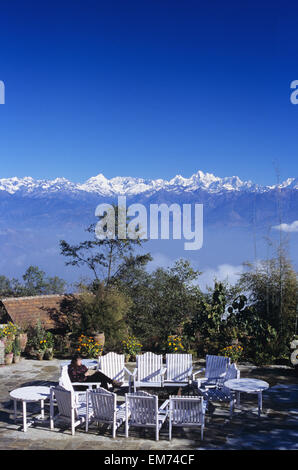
[10,386,51,432]
[224,378,269,417]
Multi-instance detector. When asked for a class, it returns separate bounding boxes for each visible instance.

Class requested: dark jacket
[68,363,88,382]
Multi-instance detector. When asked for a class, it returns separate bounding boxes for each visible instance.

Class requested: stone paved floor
[0,359,297,450]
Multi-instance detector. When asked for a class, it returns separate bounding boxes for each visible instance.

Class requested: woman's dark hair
[70,354,82,368]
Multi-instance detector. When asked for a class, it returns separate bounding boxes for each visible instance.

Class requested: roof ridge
[0,293,78,302]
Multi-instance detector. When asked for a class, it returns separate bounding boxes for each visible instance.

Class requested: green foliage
[76,335,103,358]
[67,284,131,350]
[183,282,228,355]
[221,344,243,363]
[0,266,66,298]
[60,205,150,284]
[27,319,48,351]
[5,341,13,354]
[45,331,54,349]
[183,279,283,364]
[12,336,21,356]
[167,335,185,353]
[121,335,142,356]
[124,259,203,351]
[236,249,298,362]
[22,266,66,295]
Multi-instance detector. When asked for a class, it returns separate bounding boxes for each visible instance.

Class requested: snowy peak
[0,170,296,196]
[0,176,78,195]
[279,177,298,189]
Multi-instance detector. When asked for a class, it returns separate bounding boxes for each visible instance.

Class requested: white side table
[10,386,51,432]
[224,378,269,417]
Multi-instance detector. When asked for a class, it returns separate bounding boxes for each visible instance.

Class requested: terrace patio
[0,359,297,450]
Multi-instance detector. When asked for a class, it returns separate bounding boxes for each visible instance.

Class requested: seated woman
[68,354,122,391]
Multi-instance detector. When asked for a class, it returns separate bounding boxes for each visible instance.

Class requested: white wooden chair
[98,352,133,392]
[168,395,206,440]
[125,391,169,441]
[50,386,92,436]
[192,355,230,387]
[59,365,100,398]
[86,387,127,438]
[164,354,193,387]
[199,363,240,418]
[132,352,166,392]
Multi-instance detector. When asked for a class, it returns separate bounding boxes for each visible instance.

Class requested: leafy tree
[124,259,203,351]
[237,249,298,361]
[22,266,66,295]
[0,267,66,298]
[0,275,15,297]
[60,205,150,284]
[184,282,228,355]
[223,294,278,364]
[65,283,131,350]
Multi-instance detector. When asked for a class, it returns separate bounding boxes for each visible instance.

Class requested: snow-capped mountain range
[0,170,297,282]
[0,170,297,197]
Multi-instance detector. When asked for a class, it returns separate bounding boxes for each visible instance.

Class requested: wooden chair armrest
[117,402,126,411]
[159,399,169,410]
[192,368,205,379]
[124,366,133,376]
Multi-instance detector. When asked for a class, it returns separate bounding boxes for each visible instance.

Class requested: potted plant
[36,348,45,360]
[122,335,142,362]
[91,331,105,349]
[76,334,103,358]
[36,339,48,360]
[44,332,54,360]
[221,344,243,364]
[167,335,185,353]
[17,327,28,352]
[12,337,21,363]
[0,322,18,346]
[27,320,48,360]
[4,340,14,365]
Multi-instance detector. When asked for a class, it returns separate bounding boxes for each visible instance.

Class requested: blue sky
[0,0,297,185]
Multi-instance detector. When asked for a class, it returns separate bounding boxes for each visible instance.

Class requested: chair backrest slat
[225,362,240,381]
[166,354,192,381]
[126,392,157,424]
[53,386,76,419]
[170,396,204,424]
[59,365,74,392]
[205,355,230,379]
[89,387,116,422]
[99,352,125,381]
[136,352,162,382]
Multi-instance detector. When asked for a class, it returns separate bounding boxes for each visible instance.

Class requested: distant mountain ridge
[0,170,297,197]
[0,170,297,282]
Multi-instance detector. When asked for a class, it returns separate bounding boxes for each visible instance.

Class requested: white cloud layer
[148,254,244,292]
[273,221,298,233]
[198,264,244,291]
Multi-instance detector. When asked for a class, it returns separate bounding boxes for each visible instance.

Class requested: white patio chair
[168,395,206,440]
[125,391,169,441]
[50,385,92,436]
[86,387,127,438]
[59,365,100,399]
[98,352,133,392]
[132,352,166,392]
[164,354,193,387]
[192,355,230,388]
[198,363,240,418]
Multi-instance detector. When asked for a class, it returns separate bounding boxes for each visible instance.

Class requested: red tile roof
[0,294,81,330]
